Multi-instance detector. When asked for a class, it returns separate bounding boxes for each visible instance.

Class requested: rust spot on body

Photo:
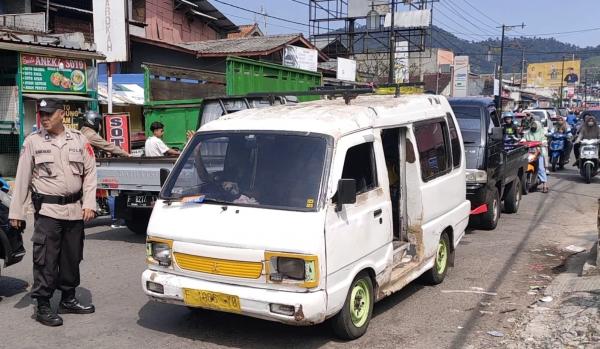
[294,304,305,321]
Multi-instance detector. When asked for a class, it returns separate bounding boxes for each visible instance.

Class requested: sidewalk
[506,235,600,348]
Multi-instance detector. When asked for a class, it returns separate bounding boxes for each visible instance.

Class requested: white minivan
[142,94,471,339]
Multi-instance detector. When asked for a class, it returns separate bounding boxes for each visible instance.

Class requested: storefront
[0,40,103,177]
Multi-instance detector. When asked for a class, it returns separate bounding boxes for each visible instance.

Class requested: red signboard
[103,113,131,154]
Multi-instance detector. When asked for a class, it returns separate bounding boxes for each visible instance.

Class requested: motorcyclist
[519,112,535,135]
[79,111,130,157]
[502,112,519,142]
[524,121,549,193]
[573,115,600,166]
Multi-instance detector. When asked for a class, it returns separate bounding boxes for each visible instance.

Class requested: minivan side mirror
[490,126,503,141]
[160,168,170,187]
[335,179,357,212]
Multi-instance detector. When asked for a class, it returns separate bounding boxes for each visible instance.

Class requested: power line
[212,0,309,28]
[461,0,501,26]
[449,1,498,32]
[223,12,307,33]
[436,1,496,36]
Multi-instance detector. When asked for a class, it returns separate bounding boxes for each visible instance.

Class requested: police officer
[79,110,130,157]
[8,99,97,327]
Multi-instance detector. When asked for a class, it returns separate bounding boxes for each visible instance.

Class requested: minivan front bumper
[141,269,327,325]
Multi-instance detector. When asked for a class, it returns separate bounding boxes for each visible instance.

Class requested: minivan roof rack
[245,82,426,104]
[245,87,375,105]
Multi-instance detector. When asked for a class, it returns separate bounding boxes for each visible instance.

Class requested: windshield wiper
[463,141,477,144]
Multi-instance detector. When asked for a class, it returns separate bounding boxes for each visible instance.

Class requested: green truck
[143,56,322,149]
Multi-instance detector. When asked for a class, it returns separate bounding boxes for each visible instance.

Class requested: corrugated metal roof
[180,34,299,55]
[178,33,328,61]
[227,24,263,39]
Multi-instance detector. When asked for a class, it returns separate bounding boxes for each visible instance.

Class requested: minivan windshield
[452,106,483,145]
[161,131,330,211]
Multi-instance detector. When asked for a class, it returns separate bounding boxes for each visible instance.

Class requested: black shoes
[58,298,95,314]
[36,303,63,327]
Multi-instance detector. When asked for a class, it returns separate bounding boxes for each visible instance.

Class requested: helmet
[81,110,102,132]
[502,111,515,119]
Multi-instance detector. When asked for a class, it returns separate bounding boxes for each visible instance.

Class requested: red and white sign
[103,113,131,154]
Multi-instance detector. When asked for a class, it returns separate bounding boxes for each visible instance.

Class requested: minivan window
[161,132,330,211]
[341,142,378,195]
[452,106,482,145]
[415,121,451,181]
[446,113,462,168]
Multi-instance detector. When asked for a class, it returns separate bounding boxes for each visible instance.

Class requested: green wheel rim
[435,239,448,274]
[349,279,370,327]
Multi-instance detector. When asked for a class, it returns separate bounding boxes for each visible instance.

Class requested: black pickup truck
[449,98,529,230]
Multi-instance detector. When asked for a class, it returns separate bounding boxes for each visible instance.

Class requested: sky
[211,0,600,48]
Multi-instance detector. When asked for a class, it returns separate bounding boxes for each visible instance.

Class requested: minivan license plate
[183,289,241,313]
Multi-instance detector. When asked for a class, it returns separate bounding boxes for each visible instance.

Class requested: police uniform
[8,115,97,320]
[80,125,129,157]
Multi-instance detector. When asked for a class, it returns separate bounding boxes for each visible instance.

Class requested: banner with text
[103,113,131,153]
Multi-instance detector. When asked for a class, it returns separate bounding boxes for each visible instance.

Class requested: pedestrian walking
[8,99,97,327]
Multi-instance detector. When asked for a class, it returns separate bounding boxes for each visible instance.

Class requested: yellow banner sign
[526,60,580,88]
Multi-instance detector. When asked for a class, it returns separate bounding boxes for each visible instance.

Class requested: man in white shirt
[145,122,180,157]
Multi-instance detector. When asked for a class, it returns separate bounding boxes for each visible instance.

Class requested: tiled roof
[227,24,263,39]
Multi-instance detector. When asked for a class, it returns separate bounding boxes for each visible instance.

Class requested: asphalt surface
[1,163,598,349]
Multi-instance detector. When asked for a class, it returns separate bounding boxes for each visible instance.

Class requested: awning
[0,41,104,60]
[22,93,95,102]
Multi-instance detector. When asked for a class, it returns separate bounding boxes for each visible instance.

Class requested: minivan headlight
[266,252,319,288]
[146,238,173,267]
[465,169,487,183]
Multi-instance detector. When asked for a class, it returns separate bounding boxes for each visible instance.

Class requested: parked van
[142,94,471,339]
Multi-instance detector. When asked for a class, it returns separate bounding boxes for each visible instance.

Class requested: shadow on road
[448,177,575,348]
[137,301,333,348]
[0,276,29,298]
[86,228,146,244]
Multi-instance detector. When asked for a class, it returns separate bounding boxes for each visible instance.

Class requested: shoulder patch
[85,143,94,157]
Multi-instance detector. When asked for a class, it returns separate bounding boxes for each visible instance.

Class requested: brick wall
[145,0,219,43]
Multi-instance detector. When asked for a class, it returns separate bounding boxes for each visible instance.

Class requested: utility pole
[497,22,525,113]
[584,69,588,106]
[520,48,526,89]
[388,0,396,84]
[558,56,565,107]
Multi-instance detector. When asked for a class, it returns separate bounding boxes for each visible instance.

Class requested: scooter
[0,178,25,275]
[524,141,542,193]
[578,139,599,184]
[548,132,570,171]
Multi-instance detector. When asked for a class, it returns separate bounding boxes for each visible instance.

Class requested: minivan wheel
[423,231,450,285]
[479,189,500,230]
[331,272,374,340]
[503,178,521,214]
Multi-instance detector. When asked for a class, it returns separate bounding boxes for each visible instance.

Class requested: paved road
[1,164,598,349]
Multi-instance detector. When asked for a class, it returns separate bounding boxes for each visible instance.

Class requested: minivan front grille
[174,252,263,279]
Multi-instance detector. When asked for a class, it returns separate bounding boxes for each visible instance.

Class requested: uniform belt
[33,191,82,205]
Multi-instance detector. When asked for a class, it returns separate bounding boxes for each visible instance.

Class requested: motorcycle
[524,141,542,193]
[0,178,25,275]
[578,139,599,184]
[548,132,570,171]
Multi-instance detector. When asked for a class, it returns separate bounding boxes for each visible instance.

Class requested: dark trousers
[574,142,581,160]
[31,214,84,301]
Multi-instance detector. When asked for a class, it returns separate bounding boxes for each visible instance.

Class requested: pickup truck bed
[96,156,178,234]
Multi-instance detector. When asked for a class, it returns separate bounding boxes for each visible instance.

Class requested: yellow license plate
[183,289,241,313]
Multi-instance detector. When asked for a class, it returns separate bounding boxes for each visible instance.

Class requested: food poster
[20,54,87,94]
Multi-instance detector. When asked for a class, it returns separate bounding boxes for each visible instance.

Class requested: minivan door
[324,131,392,297]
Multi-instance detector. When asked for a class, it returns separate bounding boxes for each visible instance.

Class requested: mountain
[430,26,600,75]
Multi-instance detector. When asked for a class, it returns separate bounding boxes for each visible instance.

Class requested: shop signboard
[103,113,131,153]
[20,54,88,94]
[452,56,469,97]
[93,0,129,62]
